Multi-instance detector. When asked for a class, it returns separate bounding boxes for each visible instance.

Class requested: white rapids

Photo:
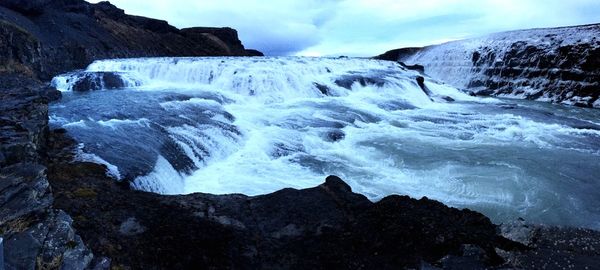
[51,57,600,229]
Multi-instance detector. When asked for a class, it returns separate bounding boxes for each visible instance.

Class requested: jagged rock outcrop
[0,0,262,80]
[377,24,600,108]
[0,74,91,270]
[0,19,41,76]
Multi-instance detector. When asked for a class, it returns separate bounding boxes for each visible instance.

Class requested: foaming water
[50,57,600,229]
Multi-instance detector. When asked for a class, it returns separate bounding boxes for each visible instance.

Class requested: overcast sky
[88,0,600,56]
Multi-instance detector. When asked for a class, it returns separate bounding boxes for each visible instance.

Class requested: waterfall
[50,57,600,229]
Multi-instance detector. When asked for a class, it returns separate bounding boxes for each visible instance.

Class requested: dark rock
[326,130,345,142]
[0,0,52,15]
[416,76,425,87]
[69,72,128,92]
[3,210,93,270]
[313,82,331,95]
[442,96,455,102]
[499,220,600,269]
[245,49,264,56]
[399,61,425,73]
[271,142,304,158]
[439,245,488,270]
[0,19,41,77]
[53,128,67,134]
[416,76,433,97]
[374,47,422,62]
[0,164,51,225]
[334,74,387,89]
[0,73,92,270]
[39,86,62,102]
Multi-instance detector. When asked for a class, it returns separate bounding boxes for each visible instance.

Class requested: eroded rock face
[0,0,262,80]
[0,74,92,270]
[378,24,600,108]
[499,219,600,269]
[0,74,50,166]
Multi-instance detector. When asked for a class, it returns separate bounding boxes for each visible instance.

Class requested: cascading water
[50,57,600,229]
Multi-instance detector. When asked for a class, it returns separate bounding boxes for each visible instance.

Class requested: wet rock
[438,245,488,270]
[326,130,345,142]
[500,218,534,245]
[416,76,433,97]
[0,74,92,270]
[399,61,425,74]
[313,82,331,95]
[90,257,111,270]
[335,74,387,89]
[3,210,93,270]
[271,142,305,158]
[39,86,62,102]
[181,27,248,56]
[441,96,455,102]
[0,0,53,15]
[69,72,128,92]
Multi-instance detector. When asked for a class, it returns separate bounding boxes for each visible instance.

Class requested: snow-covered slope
[379,24,600,108]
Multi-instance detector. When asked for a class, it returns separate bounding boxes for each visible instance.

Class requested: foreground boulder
[56,71,134,92]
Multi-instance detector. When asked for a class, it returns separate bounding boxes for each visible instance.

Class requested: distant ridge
[0,0,263,79]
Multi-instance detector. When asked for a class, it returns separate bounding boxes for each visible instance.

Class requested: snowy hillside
[382,24,600,108]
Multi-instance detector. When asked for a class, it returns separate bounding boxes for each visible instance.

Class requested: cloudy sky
[88,0,600,56]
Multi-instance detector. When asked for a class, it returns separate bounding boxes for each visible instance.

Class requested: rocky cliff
[0,74,92,269]
[0,0,262,80]
[377,24,600,108]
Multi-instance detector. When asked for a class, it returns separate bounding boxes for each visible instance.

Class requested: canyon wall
[377,24,600,108]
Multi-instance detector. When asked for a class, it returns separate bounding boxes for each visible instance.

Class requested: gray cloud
[89,0,600,56]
